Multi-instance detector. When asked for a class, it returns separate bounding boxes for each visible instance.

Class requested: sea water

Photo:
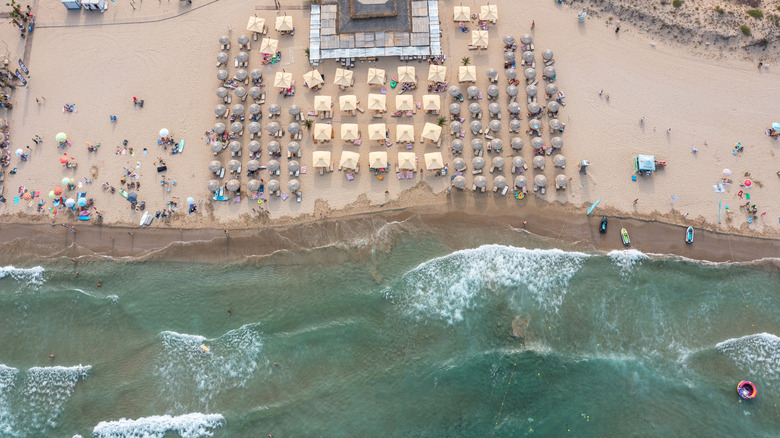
[1,223,779,437]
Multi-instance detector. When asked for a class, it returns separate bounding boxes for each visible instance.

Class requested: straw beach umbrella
[526,85,537,97]
[334,68,354,87]
[226,179,240,192]
[471,138,484,152]
[490,138,503,151]
[208,160,221,172]
[368,94,387,112]
[247,160,261,171]
[555,174,568,189]
[533,155,545,169]
[215,104,227,117]
[522,51,534,64]
[369,151,388,169]
[469,102,481,116]
[228,141,241,153]
[216,87,229,99]
[340,95,358,112]
[340,151,360,170]
[554,154,566,168]
[267,142,281,155]
[398,66,416,83]
[521,34,533,44]
[503,35,515,45]
[288,123,300,135]
[512,156,525,170]
[542,49,554,61]
[549,119,563,131]
[303,69,324,89]
[453,157,466,171]
[467,86,479,98]
[237,52,249,63]
[458,66,477,83]
[486,68,498,81]
[288,105,301,116]
[528,102,541,115]
[504,51,515,62]
[396,95,414,112]
[249,87,262,100]
[248,140,261,153]
[208,180,220,191]
[288,142,300,155]
[452,175,466,189]
[453,5,470,21]
[267,121,280,135]
[529,118,542,131]
[219,35,229,46]
[524,68,536,80]
[288,160,300,173]
[474,176,487,189]
[248,179,261,191]
[217,69,228,81]
[268,104,281,115]
[427,65,447,83]
[451,139,464,152]
[367,68,386,85]
[214,123,226,134]
[470,120,482,134]
[228,159,241,171]
[287,179,300,192]
[249,104,261,115]
[449,103,461,115]
[531,137,544,150]
[368,123,387,141]
[547,101,560,114]
[450,121,461,133]
[398,152,417,171]
[544,66,556,80]
[250,69,263,82]
[217,52,228,64]
[267,159,280,172]
[545,83,558,97]
[341,123,359,141]
[535,174,548,188]
[505,69,517,80]
[551,137,563,150]
[267,180,280,192]
[234,87,247,99]
[274,71,292,88]
[211,142,224,153]
[449,86,462,98]
[232,104,245,116]
[488,120,501,132]
[508,102,521,114]
[248,122,261,134]
[494,175,507,190]
[396,125,415,143]
[259,38,278,54]
[471,30,489,48]
[514,175,527,189]
[507,85,518,97]
[424,152,444,170]
[472,156,485,170]
[492,156,505,170]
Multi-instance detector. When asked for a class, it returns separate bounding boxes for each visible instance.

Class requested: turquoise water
[1,224,779,437]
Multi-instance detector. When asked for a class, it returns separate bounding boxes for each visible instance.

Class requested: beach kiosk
[634,154,656,176]
[81,0,107,11]
[61,0,82,9]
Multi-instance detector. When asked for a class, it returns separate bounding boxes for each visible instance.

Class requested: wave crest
[92,413,225,438]
[385,245,589,324]
[716,333,780,378]
[0,266,45,288]
[16,365,90,432]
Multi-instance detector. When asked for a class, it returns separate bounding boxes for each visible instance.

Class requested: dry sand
[1,0,779,247]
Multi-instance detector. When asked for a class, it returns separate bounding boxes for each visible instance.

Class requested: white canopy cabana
[368,93,387,112]
[458,66,477,83]
[396,95,414,112]
[472,30,489,48]
[303,69,324,89]
[312,150,331,169]
[247,16,266,33]
[398,66,416,83]
[367,68,386,85]
[421,122,442,143]
[395,125,415,143]
[275,15,294,31]
[259,37,278,54]
[339,150,360,170]
[453,5,470,21]
[273,71,292,88]
[427,65,447,83]
[314,95,332,112]
[422,95,441,112]
[369,151,388,169]
[398,152,416,171]
[424,152,444,170]
[480,4,498,22]
[340,123,360,141]
[368,123,387,141]
[339,95,358,111]
[313,123,332,141]
[334,68,354,87]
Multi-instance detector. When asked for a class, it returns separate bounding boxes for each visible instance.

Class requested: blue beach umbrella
[77,197,87,207]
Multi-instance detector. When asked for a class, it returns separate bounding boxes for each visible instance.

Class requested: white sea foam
[16,365,90,431]
[92,413,225,438]
[156,324,264,409]
[607,249,649,277]
[0,364,19,436]
[0,265,45,288]
[385,245,589,324]
[716,333,780,378]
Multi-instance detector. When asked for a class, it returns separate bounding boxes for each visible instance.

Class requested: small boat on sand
[621,228,630,246]
[599,216,608,234]
[685,226,694,244]
[738,381,756,399]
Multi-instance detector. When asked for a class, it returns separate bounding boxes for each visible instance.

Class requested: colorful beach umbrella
[55,132,67,142]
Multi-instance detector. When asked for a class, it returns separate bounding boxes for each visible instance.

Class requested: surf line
[492,315,531,435]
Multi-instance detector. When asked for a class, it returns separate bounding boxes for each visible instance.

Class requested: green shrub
[672,0,681,7]
[740,24,751,35]
[715,6,724,14]
[746,9,763,18]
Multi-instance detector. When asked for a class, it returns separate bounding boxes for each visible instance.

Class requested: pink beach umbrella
[744,179,752,187]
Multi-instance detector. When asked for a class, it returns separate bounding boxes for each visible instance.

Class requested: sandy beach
[1,0,779,251]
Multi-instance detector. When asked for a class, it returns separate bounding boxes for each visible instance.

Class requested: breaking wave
[92,412,225,438]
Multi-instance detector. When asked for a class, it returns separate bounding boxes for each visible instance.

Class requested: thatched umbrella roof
[555,174,568,188]
[489,103,500,115]
[492,156,505,168]
[247,160,261,171]
[288,141,300,154]
[531,137,544,149]
[248,140,261,152]
[494,175,507,189]
[228,159,241,171]
[505,69,517,80]
[452,175,466,189]
[474,175,487,188]
[266,159,280,172]
[287,179,300,192]
[509,119,522,132]
[472,156,485,169]
[211,142,224,153]
[553,154,566,168]
[488,120,502,132]
[267,180,280,192]
[526,84,537,97]
[453,157,466,171]
[451,139,464,151]
[215,105,227,117]
[248,179,261,191]
[534,174,548,188]
[551,137,563,149]
[228,141,241,152]
[532,155,545,169]
[514,175,527,188]
[217,87,228,98]
[470,120,482,133]
[208,179,220,191]
[208,160,221,172]
[524,68,536,80]
[511,137,524,150]
[449,103,461,115]
[267,141,281,154]
[226,179,240,192]
[471,138,484,151]
[230,122,243,133]
[490,138,503,150]
[512,156,525,168]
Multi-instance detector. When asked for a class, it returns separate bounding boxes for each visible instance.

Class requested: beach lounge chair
[346,173,354,181]
[397,172,404,179]
[406,171,413,178]
[219,168,226,178]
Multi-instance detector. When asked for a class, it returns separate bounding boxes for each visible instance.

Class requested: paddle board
[119,189,128,198]
[79,210,90,216]
[139,211,149,226]
[587,198,601,215]
[78,215,90,221]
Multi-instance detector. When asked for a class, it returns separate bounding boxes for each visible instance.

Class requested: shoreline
[1,198,778,266]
